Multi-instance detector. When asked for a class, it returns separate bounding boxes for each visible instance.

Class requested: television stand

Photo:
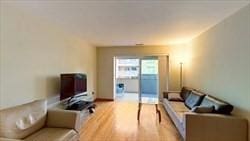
[49,93,95,126]
[66,100,95,112]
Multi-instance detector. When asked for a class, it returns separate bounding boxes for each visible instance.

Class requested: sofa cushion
[169,101,189,112]
[24,128,78,141]
[191,105,214,113]
[200,95,233,115]
[184,91,205,109]
[180,87,193,100]
[162,99,186,137]
[0,100,47,139]
[168,93,184,102]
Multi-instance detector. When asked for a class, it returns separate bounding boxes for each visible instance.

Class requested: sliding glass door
[139,57,159,104]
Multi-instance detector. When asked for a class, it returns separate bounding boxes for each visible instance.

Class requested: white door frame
[114,55,168,101]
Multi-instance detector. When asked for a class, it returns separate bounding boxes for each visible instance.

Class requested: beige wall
[185,4,250,140]
[0,4,96,109]
[97,45,187,99]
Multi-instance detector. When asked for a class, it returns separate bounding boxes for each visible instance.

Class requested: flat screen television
[60,73,87,100]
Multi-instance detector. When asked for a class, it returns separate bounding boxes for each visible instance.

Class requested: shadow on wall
[46,76,60,97]
[34,75,60,99]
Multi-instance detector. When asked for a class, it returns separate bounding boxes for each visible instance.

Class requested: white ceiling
[3,0,250,46]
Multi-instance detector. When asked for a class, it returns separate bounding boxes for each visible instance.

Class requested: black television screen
[60,73,87,100]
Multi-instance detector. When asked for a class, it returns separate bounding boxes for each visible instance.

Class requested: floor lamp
[180,62,183,89]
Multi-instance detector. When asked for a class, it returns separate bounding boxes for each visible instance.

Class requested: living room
[0,1,250,141]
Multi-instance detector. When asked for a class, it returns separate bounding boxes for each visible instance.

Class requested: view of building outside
[116,59,158,78]
[141,60,158,74]
[116,59,139,78]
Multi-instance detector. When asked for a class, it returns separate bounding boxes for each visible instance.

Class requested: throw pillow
[191,106,214,113]
[184,90,205,109]
[168,93,184,102]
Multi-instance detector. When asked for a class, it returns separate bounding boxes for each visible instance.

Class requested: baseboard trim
[95,98,114,102]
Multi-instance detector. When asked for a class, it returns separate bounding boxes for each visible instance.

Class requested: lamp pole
[180,62,183,89]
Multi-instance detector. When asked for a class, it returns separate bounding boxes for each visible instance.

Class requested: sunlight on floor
[80,101,181,141]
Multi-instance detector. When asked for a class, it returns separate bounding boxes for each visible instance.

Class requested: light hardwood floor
[80,101,181,141]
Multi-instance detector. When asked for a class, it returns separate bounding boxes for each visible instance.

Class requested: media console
[66,100,96,113]
[49,91,96,124]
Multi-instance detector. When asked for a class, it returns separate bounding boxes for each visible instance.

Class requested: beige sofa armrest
[46,109,81,132]
[163,91,181,98]
[184,112,248,141]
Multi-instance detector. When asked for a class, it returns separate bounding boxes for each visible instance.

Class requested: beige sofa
[0,100,80,141]
[163,87,248,141]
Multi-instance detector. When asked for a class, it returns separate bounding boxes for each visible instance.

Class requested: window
[141,60,158,74]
